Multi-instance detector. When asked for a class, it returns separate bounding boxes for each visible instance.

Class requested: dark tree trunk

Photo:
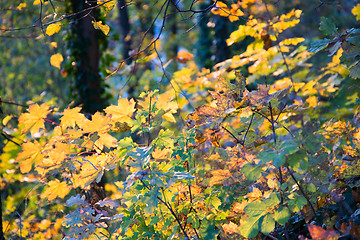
[213,15,230,63]
[68,0,108,114]
[196,0,214,69]
[164,1,179,72]
[118,0,132,64]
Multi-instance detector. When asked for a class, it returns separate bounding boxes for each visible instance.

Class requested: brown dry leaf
[222,221,239,235]
[247,84,271,105]
[185,105,223,128]
[308,224,339,240]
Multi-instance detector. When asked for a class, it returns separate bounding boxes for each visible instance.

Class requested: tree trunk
[196,0,214,69]
[68,0,108,114]
[213,15,230,63]
[118,0,132,64]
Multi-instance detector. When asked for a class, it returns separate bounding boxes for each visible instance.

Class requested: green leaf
[241,163,262,181]
[240,215,261,238]
[349,61,360,79]
[258,150,278,164]
[309,39,331,53]
[288,149,308,171]
[307,183,317,193]
[245,201,267,217]
[273,154,285,168]
[260,214,275,235]
[274,206,290,226]
[199,218,220,240]
[296,195,308,210]
[281,140,298,155]
[319,17,338,36]
[264,192,280,208]
[154,129,175,148]
[127,146,152,169]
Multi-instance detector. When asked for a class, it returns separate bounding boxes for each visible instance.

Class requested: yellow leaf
[2,115,12,126]
[60,107,87,128]
[152,148,173,160]
[96,133,118,149]
[306,96,318,107]
[92,21,110,35]
[233,200,248,214]
[18,103,50,135]
[50,53,63,69]
[46,22,62,36]
[16,141,43,173]
[41,179,71,200]
[17,3,27,10]
[162,112,176,122]
[73,155,107,188]
[105,98,136,123]
[352,4,360,21]
[33,0,41,5]
[50,42,58,48]
[97,0,115,8]
[82,112,111,133]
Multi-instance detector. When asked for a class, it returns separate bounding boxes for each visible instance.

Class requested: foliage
[2,0,360,240]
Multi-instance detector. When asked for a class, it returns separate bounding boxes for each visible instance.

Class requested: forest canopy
[1,0,360,239]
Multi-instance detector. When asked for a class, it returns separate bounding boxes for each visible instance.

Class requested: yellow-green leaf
[50,53,63,69]
[46,22,62,36]
[92,21,110,36]
[352,4,360,21]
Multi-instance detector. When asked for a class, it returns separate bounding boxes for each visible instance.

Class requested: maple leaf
[156,92,179,122]
[73,155,110,188]
[247,84,271,105]
[60,107,87,128]
[82,112,111,133]
[16,141,43,173]
[105,98,136,123]
[95,133,118,149]
[186,105,223,128]
[41,179,71,200]
[152,148,173,160]
[18,103,50,135]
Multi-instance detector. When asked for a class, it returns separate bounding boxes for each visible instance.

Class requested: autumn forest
[1,0,360,239]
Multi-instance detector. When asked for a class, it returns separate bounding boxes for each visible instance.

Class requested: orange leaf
[176,50,194,63]
[308,224,339,240]
[222,221,239,235]
[18,103,50,136]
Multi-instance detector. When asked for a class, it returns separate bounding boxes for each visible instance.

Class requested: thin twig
[286,166,316,215]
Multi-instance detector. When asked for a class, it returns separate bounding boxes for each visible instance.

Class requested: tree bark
[213,15,230,63]
[118,0,132,64]
[68,0,108,114]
